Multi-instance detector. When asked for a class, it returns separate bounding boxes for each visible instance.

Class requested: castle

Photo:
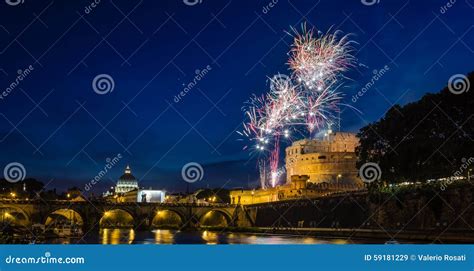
[285,132,361,185]
[230,132,364,205]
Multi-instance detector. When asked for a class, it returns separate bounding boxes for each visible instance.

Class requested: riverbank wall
[243,184,474,242]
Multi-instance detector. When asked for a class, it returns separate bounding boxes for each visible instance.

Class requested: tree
[0,178,44,198]
[357,72,474,184]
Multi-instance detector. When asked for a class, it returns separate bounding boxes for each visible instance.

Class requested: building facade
[230,175,363,205]
[285,132,361,185]
[116,189,166,203]
[115,165,139,194]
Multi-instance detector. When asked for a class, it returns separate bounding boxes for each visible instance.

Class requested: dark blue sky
[0,0,473,193]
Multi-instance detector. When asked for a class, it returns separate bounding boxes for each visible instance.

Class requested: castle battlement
[229,174,363,205]
[285,132,361,185]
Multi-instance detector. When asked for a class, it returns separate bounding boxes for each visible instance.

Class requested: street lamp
[337,174,342,185]
[2,212,10,224]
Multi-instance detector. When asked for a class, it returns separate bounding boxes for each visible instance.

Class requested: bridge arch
[99,209,134,228]
[0,205,30,227]
[44,209,84,229]
[151,210,184,229]
[199,209,232,228]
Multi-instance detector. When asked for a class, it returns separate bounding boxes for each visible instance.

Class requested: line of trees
[356,72,474,184]
[0,178,83,200]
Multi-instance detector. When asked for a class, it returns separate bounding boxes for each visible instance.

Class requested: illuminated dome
[115,165,139,194]
[119,165,136,181]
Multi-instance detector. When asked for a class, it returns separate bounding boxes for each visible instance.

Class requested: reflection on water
[72,229,353,244]
[101,228,135,244]
[154,229,174,244]
[202,230,219,244]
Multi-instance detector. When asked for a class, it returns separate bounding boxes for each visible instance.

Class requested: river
[39,229,387,244]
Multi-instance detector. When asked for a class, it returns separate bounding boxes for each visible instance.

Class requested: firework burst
[288,24,357,91]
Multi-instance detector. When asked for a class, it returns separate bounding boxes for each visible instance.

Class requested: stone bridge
[0,199,255,231]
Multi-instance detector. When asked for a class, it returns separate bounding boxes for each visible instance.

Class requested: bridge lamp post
[336,174,342,185]
[2,212,10,223]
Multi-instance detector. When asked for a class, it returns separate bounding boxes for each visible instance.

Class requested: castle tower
[285,132,361,185]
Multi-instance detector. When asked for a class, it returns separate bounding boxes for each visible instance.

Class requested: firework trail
[269,135,280,188]
[258,159,267,189]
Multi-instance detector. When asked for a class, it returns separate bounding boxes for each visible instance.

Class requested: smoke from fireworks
[239,23,357,188]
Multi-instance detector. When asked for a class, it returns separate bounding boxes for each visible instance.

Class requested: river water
[44,229,375,244]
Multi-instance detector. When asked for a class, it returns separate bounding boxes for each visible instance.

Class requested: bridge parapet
[0,200,250,231]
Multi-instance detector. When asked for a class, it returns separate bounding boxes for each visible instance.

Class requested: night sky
[0,0,473,193]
